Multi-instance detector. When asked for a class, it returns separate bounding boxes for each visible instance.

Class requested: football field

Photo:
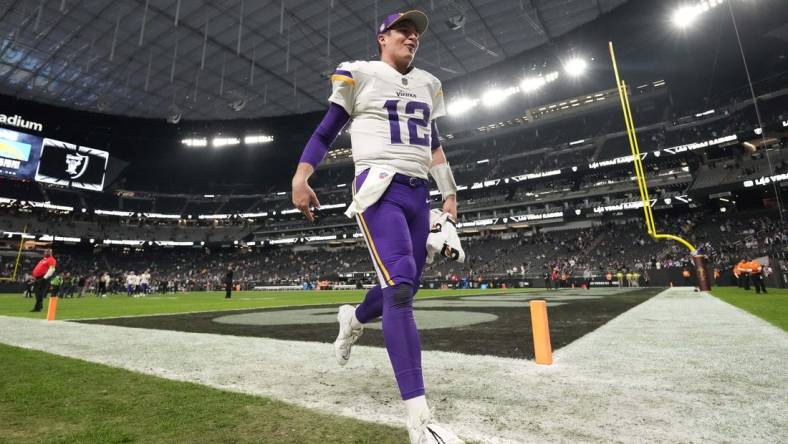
[1,287,786,443]
[0,288,524,320]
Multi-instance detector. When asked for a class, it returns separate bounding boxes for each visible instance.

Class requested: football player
[291,10,461,444]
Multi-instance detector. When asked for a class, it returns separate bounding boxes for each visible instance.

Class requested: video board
[0,127,43,180]
[0,126,109,191]
[35,138,108,191]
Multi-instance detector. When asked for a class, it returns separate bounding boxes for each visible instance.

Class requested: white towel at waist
[344,166,395,218]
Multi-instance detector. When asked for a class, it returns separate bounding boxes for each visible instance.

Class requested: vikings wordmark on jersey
[329,60,446,180]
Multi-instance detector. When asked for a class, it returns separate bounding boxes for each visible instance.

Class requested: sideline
[0,288,786,443]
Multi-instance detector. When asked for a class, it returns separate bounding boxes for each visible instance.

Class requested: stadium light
[212,137,240,147]
[672,5,702,28]
[672,1,725,29]
[563,58,588,77]
[481,87,517,108]
[520,76,547,93]
[181,138,207,147]
[447,98,479,116]
[244,134,274,144]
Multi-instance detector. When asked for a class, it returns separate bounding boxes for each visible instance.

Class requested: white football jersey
[330,60,446,179]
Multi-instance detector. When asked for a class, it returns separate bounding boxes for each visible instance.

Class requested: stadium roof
[0,0,627,120]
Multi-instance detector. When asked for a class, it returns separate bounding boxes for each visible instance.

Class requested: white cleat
[334,304,363,366]
[407,412,464,444]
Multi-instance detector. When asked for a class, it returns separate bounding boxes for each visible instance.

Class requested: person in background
[78,275,88,298]
[140,270,151,295]
[543,268,551,291]
[225,266,234,299]
[126,271,137,297]
[583,268,592,289]
[750,258,766,294]
[737,258,750,289]
[97,272,108,298]
[682,268,691,286]
[30,249,57,312]
[23,275,34,298]
[49,274,63,299]
[732,260,742,287]
[762,264,773,292]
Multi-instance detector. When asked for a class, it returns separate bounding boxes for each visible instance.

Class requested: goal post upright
[609,42,711,290]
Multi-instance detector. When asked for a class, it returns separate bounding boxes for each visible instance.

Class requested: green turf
[711,287,788,331]
[0,343,410,444]
[0,288,531,320]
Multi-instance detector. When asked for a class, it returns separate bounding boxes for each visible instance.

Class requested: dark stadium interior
[1,0,786,292]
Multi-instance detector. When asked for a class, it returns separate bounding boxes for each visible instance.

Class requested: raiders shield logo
[64,153,89,179]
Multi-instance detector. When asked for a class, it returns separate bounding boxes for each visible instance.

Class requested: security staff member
[30,249,57,312]
[682,268,691,285]
[740,257,752,290]
[224,266,234,299]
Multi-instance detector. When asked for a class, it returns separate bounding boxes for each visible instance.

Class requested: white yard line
[1,288,786,443]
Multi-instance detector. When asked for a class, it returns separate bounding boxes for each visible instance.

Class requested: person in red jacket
[30,248,57,312]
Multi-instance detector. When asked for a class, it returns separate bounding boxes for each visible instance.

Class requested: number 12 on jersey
[383,99,431,147]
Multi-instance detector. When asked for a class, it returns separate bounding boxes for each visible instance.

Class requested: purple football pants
[352,169,430,400]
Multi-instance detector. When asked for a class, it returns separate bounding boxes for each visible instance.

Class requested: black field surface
[77,288,661,359]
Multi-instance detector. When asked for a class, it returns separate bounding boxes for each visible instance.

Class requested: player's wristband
[429,162,457,201]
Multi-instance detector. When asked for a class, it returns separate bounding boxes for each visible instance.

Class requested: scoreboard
[0,127,109,191]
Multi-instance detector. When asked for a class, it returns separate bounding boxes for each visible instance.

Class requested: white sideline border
[0,287,785,443]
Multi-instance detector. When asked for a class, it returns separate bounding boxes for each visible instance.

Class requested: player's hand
[291,179,321,222]
[442,194,457,220]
